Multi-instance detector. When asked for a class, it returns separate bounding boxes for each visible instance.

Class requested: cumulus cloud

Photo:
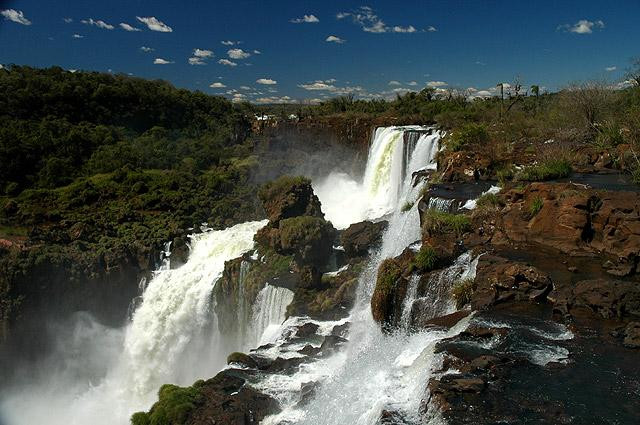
[218,59,237,67]
[393,25,416,33]
[194,48,213,58]
[81,18,114,30]
[227,48,251,59]
[427,81,447,87]
[153,58,173,65]
[72,34,84,39]
[290,14,319,24]
[140,46,154,52]
[63,17,73,23]
[326,35,346,43]
[605,66,617,72]
[253,49,261,54]
[256,78,277,85]
[558,19,604,34]
[221,40,236,46]
[388,80,401,86]
[256,96,295,104]
[188,57,205,65]
[136,16,172,32]
[231,93,247,103]
[120,22,141,32]
[407,81,418,86]
[239,86,251,90]
[1,9,31,25]
[426,26,437,32]
[298,80,366,95]
[209,82,226,88]
[337,6,416,34]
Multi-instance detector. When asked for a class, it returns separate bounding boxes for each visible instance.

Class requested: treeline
[0,65,251,195]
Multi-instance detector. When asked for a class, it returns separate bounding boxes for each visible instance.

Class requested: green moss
[257,175,310,204]
[371,258,403,323]
[475,193,504,209]
[451,278,475,309]
[422,210,471,237]
[131,381,205,425]
[401,201,414,212]
[515,159,572,181]
[414,245,438,271]
[530,196,544,217]
[446,123,489,151]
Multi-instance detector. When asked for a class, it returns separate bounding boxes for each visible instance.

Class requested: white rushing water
[0,220,267,425]
[259,126,480,425]
[251,284,295,347]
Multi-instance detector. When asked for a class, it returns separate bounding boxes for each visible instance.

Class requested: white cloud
[228,48,251,59]
[298,80,366,95]
[337,6,417,34]
[221,40,236,46]
[290,14,319,24]
[72,34,84,39]
[188,57,206,65]
[326,35,346,43]
[407,81,418,86]
[193,48,213,58]
[231,93,247,103]
[253,49,261,54]
[153,58,173,65]
[209,82,226,88]
[558,19,604,34]
[388,80,401,86]
[256,96,296,104]
[240,86,251,90]
[427,81,447,87]
[605,66,617,72]
[81,18,114,30]
[63,17,73,24]
[218,59,237,67]
[136,16,172,32]
[426,26,437,32]
[140,46,154,52]
[256,78,277,85]
[393,25,416,33]
[120,22,141,32]
[1,9,31,25]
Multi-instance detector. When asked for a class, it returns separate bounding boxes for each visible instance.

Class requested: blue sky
[1,0,638,103]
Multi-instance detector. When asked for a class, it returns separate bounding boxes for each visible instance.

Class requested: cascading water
[259,126,479,425]
[0,220,267,425]
[250,284,295,347]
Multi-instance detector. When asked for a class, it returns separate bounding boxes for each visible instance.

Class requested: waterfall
[261,126,476,425]
[251,284,295,347]
[0,220,268,425]
[314,126,438,229]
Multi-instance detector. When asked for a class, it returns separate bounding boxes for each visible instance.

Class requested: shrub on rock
[371,258,405,326]
[257,176,323,225]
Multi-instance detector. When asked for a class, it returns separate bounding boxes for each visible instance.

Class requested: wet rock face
[278,216,337,267]
[370,258,408,329]
[340,220,388,259]
[554,278,640,320]
[257,175,324,226]
[623,322,640,348]
[472,254,554,310]
[494,183,640,273]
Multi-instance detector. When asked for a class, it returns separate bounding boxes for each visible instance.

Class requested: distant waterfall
[314,126,438,229]
[251,284,295,347]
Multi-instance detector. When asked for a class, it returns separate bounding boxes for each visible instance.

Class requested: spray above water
[0,220,267,425]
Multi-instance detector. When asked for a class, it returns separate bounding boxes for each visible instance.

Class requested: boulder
[278,216,336,267]
[227,351,258,368]
[257,176,324,225]
[340,220,387,258]
[370,258,407,329]
[555,278,640,319]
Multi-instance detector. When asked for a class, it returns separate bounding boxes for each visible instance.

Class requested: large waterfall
[258,126,478,425]
[0,220,268,425]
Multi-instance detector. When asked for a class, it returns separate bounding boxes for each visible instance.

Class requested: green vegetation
[515,158,572,181]
[446,123,489,151]
[401,201,414,212]
[422,210,471,237]
[414,245,438,271]
[257,175,310,205]
[530,196,544,217]
[475,192,504,209]
[451,278,475,309]
[131,381,205,425]
[371,258,403,323]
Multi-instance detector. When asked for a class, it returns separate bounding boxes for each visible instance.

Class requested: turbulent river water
[0,126,486,425]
